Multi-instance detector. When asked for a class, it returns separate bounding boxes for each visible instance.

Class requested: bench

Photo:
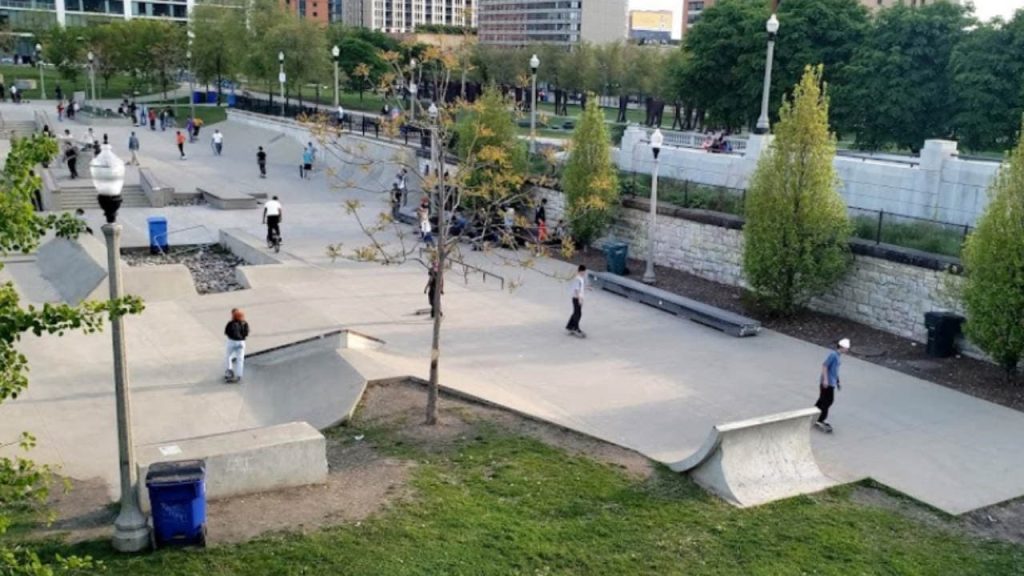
[198,186,261,210]
[588,271,760,337]
[668,408,836,507]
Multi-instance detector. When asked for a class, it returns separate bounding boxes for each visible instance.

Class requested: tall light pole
[332,45,340,108]
[87,51,96,104]
[35,43,46,99]
[408,58,417,120]
[529,53,539,155]
[278,51,286,117]
[187,31,195,124]
[643,129,664,285]
[428,102,439,215]
[91,145,150,553]
[755,13,780,135]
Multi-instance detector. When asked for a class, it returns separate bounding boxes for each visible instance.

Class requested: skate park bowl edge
[669,408,837,507]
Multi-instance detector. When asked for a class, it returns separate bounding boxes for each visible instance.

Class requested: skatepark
[3,103,1024,517]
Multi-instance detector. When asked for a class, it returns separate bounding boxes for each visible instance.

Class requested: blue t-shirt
[823,350,841,388]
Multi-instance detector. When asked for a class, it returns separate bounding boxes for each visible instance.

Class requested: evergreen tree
[743,66,851,315]
[961,121,1024,378]
[454,86,528,209]
[561,94,619,247]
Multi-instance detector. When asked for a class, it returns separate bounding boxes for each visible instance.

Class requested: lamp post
[35,43,46,99]
[428,101,439,216]
[187,31,195,124]
[332,45,340,108]
[529,53,539,155]
[755,13,780,135]
[90,145,150,553]
[278,51,286,117]
[643,129,664,285]
[87,51,96,104]
[408,58,417,120]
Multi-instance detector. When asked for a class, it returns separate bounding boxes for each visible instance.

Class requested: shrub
[562,95,619,247]
[743,65,851,315]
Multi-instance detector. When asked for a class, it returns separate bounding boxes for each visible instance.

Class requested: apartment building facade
[477,0,626,47]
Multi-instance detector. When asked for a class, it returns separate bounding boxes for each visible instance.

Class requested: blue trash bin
[227,93,237,107]
[146,459,207,547]
[206,91,218,104]
[192,90,205,104]
[147,217,168,254]
[603,241,629,276]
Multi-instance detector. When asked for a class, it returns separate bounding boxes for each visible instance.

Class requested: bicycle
[267,227,282,253]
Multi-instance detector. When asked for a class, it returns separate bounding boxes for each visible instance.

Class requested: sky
[632,0,1024,40]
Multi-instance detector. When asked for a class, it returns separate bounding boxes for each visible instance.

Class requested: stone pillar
[918,139,958,221]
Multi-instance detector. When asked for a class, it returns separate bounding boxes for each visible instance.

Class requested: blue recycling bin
[146,459,207,547]
[227,93,237,107]
[206,91,217,104]
[192,90,205,104]
[147,216,168,254]
[603,241,629,276]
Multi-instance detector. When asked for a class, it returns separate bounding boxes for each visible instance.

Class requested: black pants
[815,386,835,422]
[178,143,185,157]
[566,297,582,332]
[266,215,281,244]
[67,158,77,179]
[259,161,266,177]
[428,288,437,318]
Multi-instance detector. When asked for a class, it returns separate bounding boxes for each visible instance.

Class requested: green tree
[742,66,851,315]
[191,4,246,104]
[0,135,130,575]
[561,95,618,247]
[454,86,528,208]
[961,121,1024,378]
[41,25,85,88]
[838,2,970,151]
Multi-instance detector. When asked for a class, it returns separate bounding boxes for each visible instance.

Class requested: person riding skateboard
[224,308,250,383]
[815,338,850,432]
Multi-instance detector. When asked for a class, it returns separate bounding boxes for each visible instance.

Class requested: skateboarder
[224,308,250,383]
[815,338,850,432]
[257,146,267,178]
[565,265,587,337]
[263,195,282,247]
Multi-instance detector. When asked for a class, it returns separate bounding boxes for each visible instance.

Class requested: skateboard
[566,329,587,339]
[814,421,833,434]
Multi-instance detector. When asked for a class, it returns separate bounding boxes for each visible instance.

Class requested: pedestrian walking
[193,117,203,141]
[65,144,79,179]
[175,130,186,159]
[424,265,443,318]
[394,167,408,206]
[535,198,548,242]
[814,338,850,433]
[419,207,434,246]
[301,146,314,179]
[211,129,224,155]
[223,308,249,383]
[148,108,157,131]
[128,131,140,166]
[565,264,587,338]
[185,117,194,141]
[57,101,64,121]
[257,146,267,178]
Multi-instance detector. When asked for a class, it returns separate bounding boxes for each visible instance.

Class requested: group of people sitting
[700,131,734,154]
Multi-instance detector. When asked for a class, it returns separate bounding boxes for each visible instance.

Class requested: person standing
[257,146,267,178]
[57,101,64,121]
[128,131,140,166]
[65,144,79,179]
[262,195,282,247]
[148,108,157,131]
[815,339,850,433]
[175,130,186,159]
[223,308,249,383]
[55,84,63,102]
[395,167,408,206]
[565,265,587,337]
[419,207,434,246]
[301,145,314,179]
[424,265,443,318]
[535,198,548,243]
[211,129,224,156]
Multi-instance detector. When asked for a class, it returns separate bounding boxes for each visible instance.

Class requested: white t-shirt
[264,200,282,217]
[212,132,223,144]
[571,275,585,300]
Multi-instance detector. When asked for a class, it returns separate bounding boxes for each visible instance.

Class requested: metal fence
[848,206,970,258]
[622,172,746,215]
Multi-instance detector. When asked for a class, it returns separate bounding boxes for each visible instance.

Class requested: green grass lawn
[20,415,1023,575]
[0,64,163,101]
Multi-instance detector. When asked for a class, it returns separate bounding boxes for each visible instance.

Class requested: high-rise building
[629,9,671,42]
[358,0,474,33]
[477,0,627,47]
[1,0,192,30]
[281,0,330,22]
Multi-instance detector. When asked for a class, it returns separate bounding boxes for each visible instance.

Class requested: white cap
[838,338,851,350]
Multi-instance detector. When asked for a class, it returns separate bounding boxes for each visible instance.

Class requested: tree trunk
[426,121,446,426]
[216,55,223,107]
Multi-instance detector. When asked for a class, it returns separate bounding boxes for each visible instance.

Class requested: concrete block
[669,408,836,507]
[136,421,327,512]
[36,235,108,304]
[139,168,175,208]
[220,228,294,266]
[199,187,261,210]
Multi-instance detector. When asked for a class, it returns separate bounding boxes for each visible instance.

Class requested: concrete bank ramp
[36,234,108,304]
[669,408,837,507]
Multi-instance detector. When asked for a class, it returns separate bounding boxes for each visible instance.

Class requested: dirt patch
[23,380,650,547]
[568,251,1024,413]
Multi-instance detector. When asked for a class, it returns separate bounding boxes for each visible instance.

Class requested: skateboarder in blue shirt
[815,338,850,432]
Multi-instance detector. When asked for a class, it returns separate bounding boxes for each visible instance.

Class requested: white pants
[225,340,246,378]
[130,150,139,165]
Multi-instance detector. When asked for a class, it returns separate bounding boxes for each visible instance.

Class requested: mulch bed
[566,250,1024,413]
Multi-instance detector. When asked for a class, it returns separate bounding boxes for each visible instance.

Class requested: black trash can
[603,241,628,276]
[924,311,965,358]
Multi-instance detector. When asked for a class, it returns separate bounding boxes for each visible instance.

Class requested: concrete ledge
[139,168,175,208]
[136,421,327,512]
[36,235,107,304]
[198,186,260,210]
[220,228,295,266]
[669,408,837,507]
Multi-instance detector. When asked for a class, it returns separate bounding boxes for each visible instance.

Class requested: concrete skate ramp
[241,330,382,430]
[333,134,420,194]
[36,235,107,304]
[669,408,837,507]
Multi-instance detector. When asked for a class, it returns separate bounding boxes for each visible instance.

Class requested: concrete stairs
[0,120,38,139]
[53,183,150,211]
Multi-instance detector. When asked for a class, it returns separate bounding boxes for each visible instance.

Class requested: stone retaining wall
[537,188,964,343]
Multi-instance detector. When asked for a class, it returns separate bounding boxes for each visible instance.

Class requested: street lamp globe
[88,51,94,63]
[186,50,192,60]
[651,128,664,159]
[529,54,539,75]
[332,45,340,60]
[410,58,416,70]
[409,82,418,97]
[91,144,126,223]
[428,102,438,120]
[278,51,285,64]
[766,13,780,34]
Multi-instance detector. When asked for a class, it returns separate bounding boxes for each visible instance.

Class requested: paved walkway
[2,102,1024,515]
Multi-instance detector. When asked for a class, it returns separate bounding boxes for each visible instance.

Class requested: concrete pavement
[3,102,1024,514]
